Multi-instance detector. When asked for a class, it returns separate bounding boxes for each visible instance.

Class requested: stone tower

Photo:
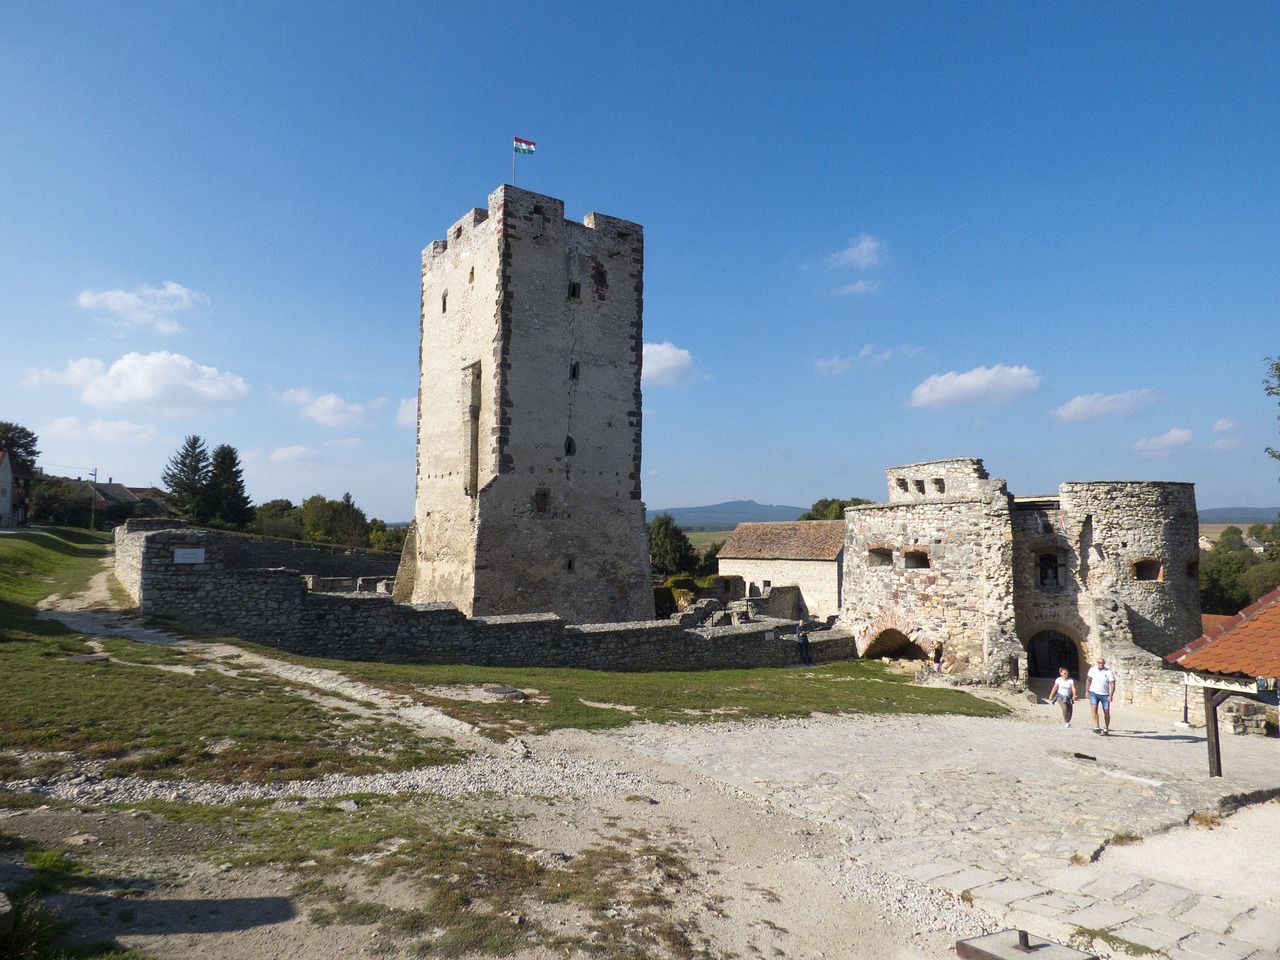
[396,185,655,623]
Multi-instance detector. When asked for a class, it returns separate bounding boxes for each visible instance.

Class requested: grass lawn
[1,527,1007,781]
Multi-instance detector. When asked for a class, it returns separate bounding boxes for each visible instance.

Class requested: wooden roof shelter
[1166,586,1280,777]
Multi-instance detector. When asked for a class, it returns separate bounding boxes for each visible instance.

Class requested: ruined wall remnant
[839,459,1200,688]
[398,186,654,623]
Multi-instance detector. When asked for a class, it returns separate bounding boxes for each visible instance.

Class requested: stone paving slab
[1181,896,1250,935]
[1228,908,1280,951]
[935,867,1004,894]
[1167,931,1265,960]
[1111,914,1198,952]
[1126,879,1198,913]
[898,860,968,882]
[1078,870,1148,901]
[1061,900,1141,930]
[967,878,1046,906]
[1010,891,1093,918]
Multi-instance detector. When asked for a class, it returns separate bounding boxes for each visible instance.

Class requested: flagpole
[512,145,516,186]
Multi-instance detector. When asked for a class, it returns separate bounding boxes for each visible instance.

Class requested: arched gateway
[863,628,928,661]
[1025,629,1083,679]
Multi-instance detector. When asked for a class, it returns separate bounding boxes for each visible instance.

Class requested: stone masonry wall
[117,524,851,670]
[403,186,653,624]
[841,459,1018,676]
[715,557,842,619]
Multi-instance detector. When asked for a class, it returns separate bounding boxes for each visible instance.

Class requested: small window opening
[1039,553,1061,587]
[565,556,575,573]
[564,436,576,456]
[913,479,926,494]
[1186,559,1199,579]
[896,478,909,492]
[452,226,462,240]
[1132,558,1163,581]
[904,551,931,569]
[569,361,579,380]
[441,291,447,313]
[568,281,581,299]
[532,204,545,216]
[468,266,474,283]
[932,478,946,494]
[617,230,631,240]
[533,489,549,514]
[868,548,893,567]
[762,580,771,591]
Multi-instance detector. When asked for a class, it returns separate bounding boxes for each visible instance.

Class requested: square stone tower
[396,185,655,623]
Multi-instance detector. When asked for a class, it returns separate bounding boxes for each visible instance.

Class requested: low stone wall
[114,522,855,671]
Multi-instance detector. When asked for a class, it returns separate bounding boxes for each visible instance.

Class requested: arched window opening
[1038,553,1061,588]
[564,436,576,457]
[567,281,581,299]
[441,291,448,313]
[569,361,579,380]
[904,551,931,569]
[868,548,893,567]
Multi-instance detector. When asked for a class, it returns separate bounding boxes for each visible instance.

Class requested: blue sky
[3,2,1278,521]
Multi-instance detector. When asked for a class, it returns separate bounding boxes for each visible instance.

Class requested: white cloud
[643,342,705,387]
[27,352,249,412]
[280,387,366,427]
[857,344,894,363]
[1213,418,1241,434]
[1211,436,1241,450]
[270,445,313,463]
[75,281,206,334]
[829,234,885,270]
[397,397,418,428]
[45,416,159,445]
[815,356,853,376]
[908,364,1041,409]
[1051,388,1153,424]
[1133,427,1192,458]
[835,279,880,296]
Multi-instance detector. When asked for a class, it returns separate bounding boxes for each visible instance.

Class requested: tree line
[0,424,405,554]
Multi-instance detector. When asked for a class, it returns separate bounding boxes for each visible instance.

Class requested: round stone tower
[1058,481,1200,659]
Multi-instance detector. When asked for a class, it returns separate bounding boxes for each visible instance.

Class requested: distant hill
[1198,507,1280,524]
[646,500,807,530]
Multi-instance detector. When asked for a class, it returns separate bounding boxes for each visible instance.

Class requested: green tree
[1200,549,1253,615]
[368,519,407,554]
[332,492,369,547]
[0,421,40,470]
[300,494,338,543]
[205,444,254,529]
[695,539,723,578]
[647,512,697,576]
[1215,526,1246,554]
[28,475,92,527]
[251,499,304,540]
[1241,559,1280,602]
[797,496,873,521]
[162,435,211,522]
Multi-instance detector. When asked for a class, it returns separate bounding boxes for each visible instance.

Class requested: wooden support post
[1203,687,1222,778]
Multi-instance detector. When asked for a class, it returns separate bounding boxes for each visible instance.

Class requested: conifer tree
[206,444,254,529]
[161,435,211,522]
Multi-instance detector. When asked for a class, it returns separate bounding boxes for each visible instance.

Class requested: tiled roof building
[1168,586,1280,680]
[717,521,845,620]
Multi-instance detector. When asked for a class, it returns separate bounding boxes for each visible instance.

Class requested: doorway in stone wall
[1026,629,1081,679]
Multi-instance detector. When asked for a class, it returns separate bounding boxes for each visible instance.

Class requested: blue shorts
[1089,691,1111,709]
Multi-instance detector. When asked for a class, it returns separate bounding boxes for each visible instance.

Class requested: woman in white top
[1050,667,1076,727]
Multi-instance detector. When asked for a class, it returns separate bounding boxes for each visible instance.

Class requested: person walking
[1086,656,1117,734]
[1050,667,1077,727]
[932,643,944,673]
[795,620,813,666]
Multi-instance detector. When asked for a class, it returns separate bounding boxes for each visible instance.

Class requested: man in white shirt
[1086,656,1117,735]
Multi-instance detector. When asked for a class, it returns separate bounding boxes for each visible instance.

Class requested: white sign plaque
[173,548,206,564]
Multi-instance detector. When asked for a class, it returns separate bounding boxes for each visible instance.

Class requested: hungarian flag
[513,137,536,155]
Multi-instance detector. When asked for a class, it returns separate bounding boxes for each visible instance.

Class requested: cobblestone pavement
[608,700,1280,960]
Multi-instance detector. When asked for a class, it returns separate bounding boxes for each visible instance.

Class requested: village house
[716,521,844,620]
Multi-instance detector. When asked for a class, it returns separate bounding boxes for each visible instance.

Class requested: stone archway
[1026,629,1082,679]
[863,628,927,661]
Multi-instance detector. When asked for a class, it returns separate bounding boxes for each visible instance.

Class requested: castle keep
[395,186,655,623]
[841,458,1200,684]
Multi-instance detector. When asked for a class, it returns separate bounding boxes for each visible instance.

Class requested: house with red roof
[717,520,845,620]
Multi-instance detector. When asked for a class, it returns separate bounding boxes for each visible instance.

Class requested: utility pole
[89,467,97,531]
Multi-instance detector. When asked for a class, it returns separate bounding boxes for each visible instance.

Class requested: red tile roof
[1201,613,1236,634]
[1167,586,1280,679]
[718,521,845,562]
